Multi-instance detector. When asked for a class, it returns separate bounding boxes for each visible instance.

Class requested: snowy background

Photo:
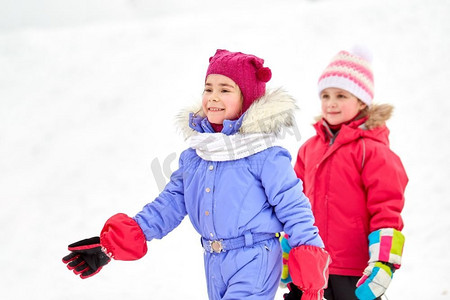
[1,0,449,299]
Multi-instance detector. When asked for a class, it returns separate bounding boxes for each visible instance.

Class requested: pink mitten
[288,245,330,300]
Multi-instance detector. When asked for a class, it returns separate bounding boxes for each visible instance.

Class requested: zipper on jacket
[329,135,336,146]
[329,128,340,145]
[322,121,338,145]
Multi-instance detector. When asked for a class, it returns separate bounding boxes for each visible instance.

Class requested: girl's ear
[358,100,367,111]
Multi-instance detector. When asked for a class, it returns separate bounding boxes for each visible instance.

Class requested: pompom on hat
[206,49,272,114]
[318,45,374,106]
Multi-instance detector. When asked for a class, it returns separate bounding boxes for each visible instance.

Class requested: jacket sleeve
[293,144,306,184]
[133,152,188,241]
[260,147,323,248]
[362,142,408,232]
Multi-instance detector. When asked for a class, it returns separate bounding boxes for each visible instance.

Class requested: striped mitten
[355,228,405,300]
[279,234,292,285]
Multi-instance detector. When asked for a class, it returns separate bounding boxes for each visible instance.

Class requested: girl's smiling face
[320,87,367,125]
[202,74,243,124]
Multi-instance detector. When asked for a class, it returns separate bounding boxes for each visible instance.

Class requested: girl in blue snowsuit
[62,49,330,300]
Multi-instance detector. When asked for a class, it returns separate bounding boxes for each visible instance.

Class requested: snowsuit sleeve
[133,153,188,241]
[98,153,188,260]
[261,147,323,248]
[362,141,408,232]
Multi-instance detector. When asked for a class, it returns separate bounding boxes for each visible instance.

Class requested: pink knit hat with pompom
[206,49,272,114]
[318,46,374,106]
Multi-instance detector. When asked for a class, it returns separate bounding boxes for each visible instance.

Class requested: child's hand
[287,245,330,300]
[355,228,405,299]
[355,262,393,300]
[279,234,292,285]
[62,237,111,279]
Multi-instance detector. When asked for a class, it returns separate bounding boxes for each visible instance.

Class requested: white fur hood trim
[176,88,298,139]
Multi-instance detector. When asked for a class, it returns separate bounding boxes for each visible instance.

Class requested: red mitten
[63,213,147,279]
[288,245,330,300]
[100,213,148,260]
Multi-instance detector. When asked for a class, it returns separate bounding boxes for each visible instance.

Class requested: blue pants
[203,238,281,300]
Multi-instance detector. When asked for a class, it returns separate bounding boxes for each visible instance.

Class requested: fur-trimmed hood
[363,103,393,130]
[176,88,298,139]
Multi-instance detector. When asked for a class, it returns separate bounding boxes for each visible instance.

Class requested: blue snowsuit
[133,89,323,299]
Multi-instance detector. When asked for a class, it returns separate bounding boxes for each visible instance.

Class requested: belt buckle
[209,240,224,253]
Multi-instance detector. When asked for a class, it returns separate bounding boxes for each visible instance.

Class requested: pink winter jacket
[294,104,408,276]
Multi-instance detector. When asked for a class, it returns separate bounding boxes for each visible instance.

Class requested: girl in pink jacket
[281,46,408,300]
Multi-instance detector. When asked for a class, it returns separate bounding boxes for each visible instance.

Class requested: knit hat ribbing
[318,46,374,106]
[206,49,272,114]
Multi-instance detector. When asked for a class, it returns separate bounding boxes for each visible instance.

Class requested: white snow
[1,0,449,299]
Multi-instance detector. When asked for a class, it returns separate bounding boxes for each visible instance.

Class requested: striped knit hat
[318,46,374,106]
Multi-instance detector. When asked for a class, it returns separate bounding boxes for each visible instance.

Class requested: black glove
[283,282,303,299]
[62,237,111,279]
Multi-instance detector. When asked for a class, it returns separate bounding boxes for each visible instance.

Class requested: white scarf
[187,132,282,162]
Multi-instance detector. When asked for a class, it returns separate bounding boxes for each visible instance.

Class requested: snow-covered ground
[1,0,449,298]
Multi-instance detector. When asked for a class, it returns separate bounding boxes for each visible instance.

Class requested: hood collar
[315,103,394,145]
[315,103,394,130]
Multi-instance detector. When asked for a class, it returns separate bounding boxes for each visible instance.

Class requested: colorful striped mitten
[355,228,405,300]
[279,234,292,285]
